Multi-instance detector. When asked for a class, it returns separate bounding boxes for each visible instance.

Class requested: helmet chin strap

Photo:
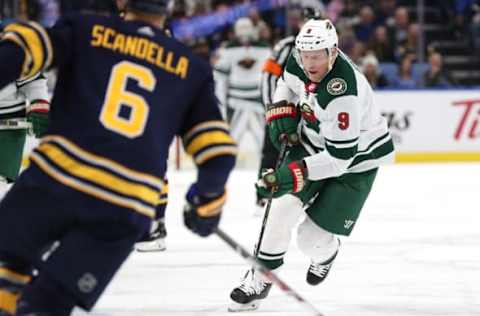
[326,47,337,73]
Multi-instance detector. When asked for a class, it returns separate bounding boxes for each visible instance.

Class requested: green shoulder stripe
[315,54,358,110]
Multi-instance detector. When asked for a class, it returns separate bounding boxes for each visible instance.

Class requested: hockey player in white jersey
[214,17,271,152]
[256,4,323,213]
[229,19,395,311]
[0,74,50,201]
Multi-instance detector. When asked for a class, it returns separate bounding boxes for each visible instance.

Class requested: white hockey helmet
[295,19,339,71]
[296,19,338,51]
[234,17,258,43]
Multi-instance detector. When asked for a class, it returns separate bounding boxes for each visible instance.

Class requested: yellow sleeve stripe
[28,21,53,70]
[3,22,53,81]
[30,152,156,218]
[42,135,164,189]
[0,290,18,314]
[185,131,236,156]
[4,23,45,80]
[37,143,159,206]
[195,146,238,165]
[197,191,227,217]
[184,120,230,142]
[0,267,32,284]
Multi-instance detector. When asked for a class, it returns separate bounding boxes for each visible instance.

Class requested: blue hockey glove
[183,184,226,237]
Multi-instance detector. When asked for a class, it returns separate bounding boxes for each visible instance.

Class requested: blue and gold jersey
[0,14,236,218]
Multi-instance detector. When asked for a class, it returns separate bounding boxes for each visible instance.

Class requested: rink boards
[376,90,480,162]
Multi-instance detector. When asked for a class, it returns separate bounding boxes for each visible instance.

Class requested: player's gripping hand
[256,160,308,198]
[265,101,300,150]
[183,184,226,237]
[27,100,50,138]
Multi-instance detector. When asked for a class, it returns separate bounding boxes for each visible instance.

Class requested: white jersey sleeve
[18,73,49,103]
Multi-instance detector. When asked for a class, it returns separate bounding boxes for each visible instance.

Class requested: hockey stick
[253,136,290,258]
[215,227,325,316]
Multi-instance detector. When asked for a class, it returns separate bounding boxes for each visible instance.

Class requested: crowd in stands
[175,0,480,89]
[2,0,479,89]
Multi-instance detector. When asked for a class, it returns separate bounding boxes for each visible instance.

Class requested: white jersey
[274,50,395,180]
[214,41,271,114]
[0,74,49,127]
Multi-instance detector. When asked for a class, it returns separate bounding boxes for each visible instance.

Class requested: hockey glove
[27,100,50,138]
[183,184,226,237]
[266,101,300,150]
[256,160,308,198]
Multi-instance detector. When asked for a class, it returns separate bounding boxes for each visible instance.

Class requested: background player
[0,0,236,315]
[213,17,271,164]
[0,4,50,202]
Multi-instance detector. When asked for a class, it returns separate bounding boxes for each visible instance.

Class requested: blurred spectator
[361,54,389,88]
[471,2,480,49]
[391,55,418,89]
[249,8,273,44]
[325,0,344,23]
[349,41,367,65]
[453,0,476,38]
[422,52,456,87]
[171,0,188,19]
[374,0,397,27]
[353,5,376,42]
[19,0,42,21]
[388,6,411,60]
[396,22,420,60]
[368,25,396,62]
[340,0,359,19]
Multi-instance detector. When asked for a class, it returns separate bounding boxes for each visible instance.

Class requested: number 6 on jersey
[100,61,156,138]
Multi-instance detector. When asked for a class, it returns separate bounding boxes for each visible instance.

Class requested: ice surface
[74,164,480,316]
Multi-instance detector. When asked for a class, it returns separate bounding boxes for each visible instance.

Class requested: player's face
[299,49,329,82]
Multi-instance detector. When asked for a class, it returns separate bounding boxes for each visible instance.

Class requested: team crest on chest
[327,78,347,95]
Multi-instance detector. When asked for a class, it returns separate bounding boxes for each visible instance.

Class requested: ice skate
[306,249,338,285]
[228,269,272,312]
[135,219,167,252]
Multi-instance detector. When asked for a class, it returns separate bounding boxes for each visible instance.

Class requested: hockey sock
[16,272,76,316]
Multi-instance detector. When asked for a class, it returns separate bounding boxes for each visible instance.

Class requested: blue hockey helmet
[127,0,174,14]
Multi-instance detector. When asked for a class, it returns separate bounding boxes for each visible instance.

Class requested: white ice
[73,164,480,316]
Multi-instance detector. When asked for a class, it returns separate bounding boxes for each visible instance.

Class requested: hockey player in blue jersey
[0,0,237,315]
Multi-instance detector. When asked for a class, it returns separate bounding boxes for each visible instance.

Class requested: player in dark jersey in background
[0,0,236,315]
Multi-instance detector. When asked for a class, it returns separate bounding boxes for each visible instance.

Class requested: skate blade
[135,241,166,252]
[228,300,261,312]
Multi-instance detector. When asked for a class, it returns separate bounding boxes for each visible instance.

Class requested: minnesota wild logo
[327,78,347,96]
[300,103,319,133]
